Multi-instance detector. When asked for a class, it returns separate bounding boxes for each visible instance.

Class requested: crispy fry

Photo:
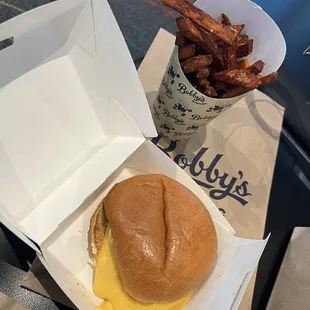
[196,67,210,80]
[215,39,226,48]
[178,44,196,60]
[223,43,238,70]
[260,72,277,86]
[195,45,205,55]
[176,17,224,67]
[237,59,249,69]
[231,24,245,35]
[222,87,250,98]
[170,3,274,98]
[204,85,218,97]
[238,34,248,43]
[161,0,238,44]
[221,13,231,26]
[175,31,187,46]
[213,69,261,89]
[237,34,248,49]
[221,15,244,35]
[206,30,226,47]
[214,81,229,93]
[199,29,224,67]
[247,60,265,74]
[181,55,212,73]
[176,17,203,43]
[196,77,218,97]
[208,66,218,76]
[237,38,253,58]
[196,77,210,89]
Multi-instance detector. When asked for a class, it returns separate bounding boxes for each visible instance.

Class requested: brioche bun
[90,174,217,303]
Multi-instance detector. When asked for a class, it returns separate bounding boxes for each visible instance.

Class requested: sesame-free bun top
[91,174,218,304]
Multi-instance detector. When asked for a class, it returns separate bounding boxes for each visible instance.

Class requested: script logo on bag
[152,136,252,206]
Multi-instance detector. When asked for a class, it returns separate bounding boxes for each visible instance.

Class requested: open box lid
[0,0,157,251]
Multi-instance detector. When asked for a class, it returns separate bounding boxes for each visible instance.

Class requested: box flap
[19,136,144,244]
[0,88,145,245]
[0,0,156,246]
[185,224,268,310]
[92,0,157,136]
[37,254,100,310]
[0,0,156,136]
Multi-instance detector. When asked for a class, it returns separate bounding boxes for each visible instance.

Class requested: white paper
[0,0,157,247]
[39,141,266,310]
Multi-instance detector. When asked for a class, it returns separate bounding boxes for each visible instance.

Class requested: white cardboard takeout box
[0,0,268,309]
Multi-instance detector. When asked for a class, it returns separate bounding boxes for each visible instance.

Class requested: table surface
[0,0,182,61]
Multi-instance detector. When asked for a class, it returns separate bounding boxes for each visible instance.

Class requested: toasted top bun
[95,174,218,304]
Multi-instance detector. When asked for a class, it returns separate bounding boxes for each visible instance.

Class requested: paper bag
[139,28,285,310]
[21,258,76,309]
[0,292,29,310]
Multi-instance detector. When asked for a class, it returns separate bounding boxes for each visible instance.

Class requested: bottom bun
[90,201,107,261]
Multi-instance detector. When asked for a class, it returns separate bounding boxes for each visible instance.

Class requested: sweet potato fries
[161,0,277,98]
[161,0,238,44]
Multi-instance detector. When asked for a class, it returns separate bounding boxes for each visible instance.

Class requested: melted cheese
[93,227,191,310]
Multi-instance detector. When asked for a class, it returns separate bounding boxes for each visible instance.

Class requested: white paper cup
[152,0,286,140]
[152,47,247,140]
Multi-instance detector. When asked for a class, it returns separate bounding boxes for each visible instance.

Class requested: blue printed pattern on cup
[156,94,165,108]
[186,125,199,131]
[152,47,246,140]
[167,64,180,85]
[173,102,192,116]
[206,103,233,114]
[160,122,175,134]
